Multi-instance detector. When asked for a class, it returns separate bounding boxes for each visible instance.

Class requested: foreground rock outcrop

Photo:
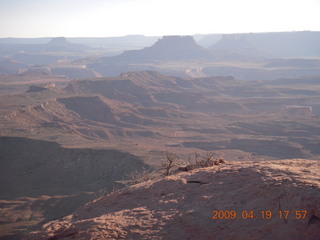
[25,159,320,240]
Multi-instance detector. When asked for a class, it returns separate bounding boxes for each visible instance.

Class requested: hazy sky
[0,0,319,37]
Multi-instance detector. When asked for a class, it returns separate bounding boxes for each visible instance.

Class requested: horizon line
[0,30,319,39]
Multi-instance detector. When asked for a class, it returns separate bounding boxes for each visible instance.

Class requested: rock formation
[209,34,268,58]
[45,37,90,52]
[116,35,215,61]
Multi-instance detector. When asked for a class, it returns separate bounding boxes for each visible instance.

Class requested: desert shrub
[125,167,154,185]
[94,188,109,200]
[94,185,120,199]
[178,151,226,172]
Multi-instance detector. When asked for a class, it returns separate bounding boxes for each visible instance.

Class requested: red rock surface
[25,159,320,240]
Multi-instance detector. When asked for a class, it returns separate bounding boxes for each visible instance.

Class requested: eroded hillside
[25,159,320,240]
[2,71,320,162]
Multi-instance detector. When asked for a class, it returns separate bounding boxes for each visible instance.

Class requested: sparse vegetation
[94,185,122,199]
[122,151,226,186]
[178,151,226,172]
[124,167,154,185]
[160,152,184,176]
[160,151,226,176]
[94,188,109,200]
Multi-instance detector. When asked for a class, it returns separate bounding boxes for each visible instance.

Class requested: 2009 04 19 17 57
[212,210,308,220]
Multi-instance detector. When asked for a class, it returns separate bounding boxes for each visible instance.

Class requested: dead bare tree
[161,152,181,176]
